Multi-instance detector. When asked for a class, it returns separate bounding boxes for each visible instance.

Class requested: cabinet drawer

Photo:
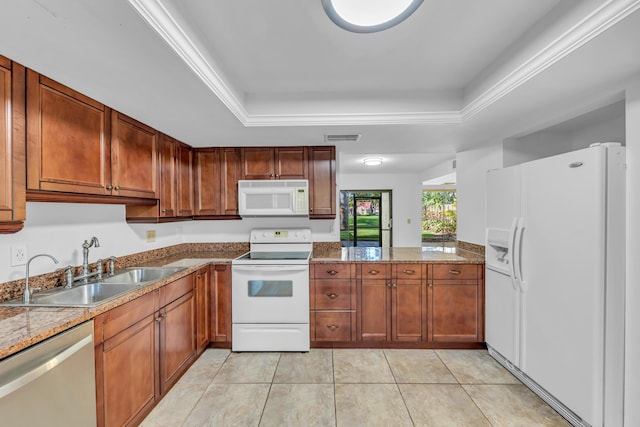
[432,264,478,281]
[396,264,423,279]
[103,291,156,341]
[315,280,352,310]
[161,273,194,306]
[314,263,351,279]
[360,263,388,278]
[314,312,352,342]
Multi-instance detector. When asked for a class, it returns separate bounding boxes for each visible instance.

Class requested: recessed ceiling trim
[127,0,249,123]
[244,111,462,127]
[128,0,640,127]
[462,0,640,121]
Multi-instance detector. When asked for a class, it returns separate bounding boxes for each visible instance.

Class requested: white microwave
[238,180,309,217]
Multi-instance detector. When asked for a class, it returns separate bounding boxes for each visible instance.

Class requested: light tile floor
[141,348,570,427]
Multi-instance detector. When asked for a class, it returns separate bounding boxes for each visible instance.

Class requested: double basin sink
[0,266,186,308]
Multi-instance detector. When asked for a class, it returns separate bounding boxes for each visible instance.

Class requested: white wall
[339,172,422,247]
[624,74,640,427]
[455,144,503,245]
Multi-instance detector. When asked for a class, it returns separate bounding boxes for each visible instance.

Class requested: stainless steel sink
[0,266,187,307]
[0,283,140,307]
[101,266,186,284]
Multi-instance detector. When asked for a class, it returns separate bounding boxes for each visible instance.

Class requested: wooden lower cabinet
[195,266,210,355]
[310,263,356,344]
[94,273,197,426]
[428,264,484,342]
[325,262,484,348]
[210,264,232,345]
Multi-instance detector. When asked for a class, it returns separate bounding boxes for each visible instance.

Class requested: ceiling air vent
[325,134,361,143]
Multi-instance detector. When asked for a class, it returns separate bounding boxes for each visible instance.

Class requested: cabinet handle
[106,185,113,191]
[326,293,339,299]
[368,270,380,275]
[161,209,166,213]
[197,275,202,279]
[387,283,392,288]
[327,270,338,275]
[310,208,313,212]
[428,283,433,288]
[448,270,461,275]
[114,185,120,191]
[155,313,167,322]
[275,174,280,178]
[326,324,340,330]
[402,269,416,275]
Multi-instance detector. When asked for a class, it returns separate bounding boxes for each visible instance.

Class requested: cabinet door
[210,264,231,343]
[26,71,111,195]
[275,147,307,179]
[220,147,242,216]
[242,147,274,179]
[392,280,426,342]
[159,291,196,395]
[308,146,336,218]
[195,267,210,354]
[111,111,158,198]
[99,314,157,427]
[0,58,25,232]
[194,148,221,216]
[159,134,176,218]
[428,265,483,342]
[176,142,193,216]
[358,279,390,341]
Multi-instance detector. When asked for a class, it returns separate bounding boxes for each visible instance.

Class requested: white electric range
[231,228,312,352]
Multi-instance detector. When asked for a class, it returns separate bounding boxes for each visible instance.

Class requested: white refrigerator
[485,143,625,427]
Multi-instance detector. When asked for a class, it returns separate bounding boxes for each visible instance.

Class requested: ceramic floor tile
[178,349,230,385]
[140,381,209,427]
[399,384,491,427]
[464,384,571,426]
[435,350,520,384]
[333,349,395,383]
[259,384,335,427]
[384,349,457,383]
[335,383,413,427]
[183,383,270,427]
[212,352,280,383]
[273,349,333,383]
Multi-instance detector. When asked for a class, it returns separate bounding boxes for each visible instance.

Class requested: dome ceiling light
[363,158,383,166]
[321,0,424,33]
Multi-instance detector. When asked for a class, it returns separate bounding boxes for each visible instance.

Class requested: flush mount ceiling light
[322,0,423,33]
[363,158,383,166]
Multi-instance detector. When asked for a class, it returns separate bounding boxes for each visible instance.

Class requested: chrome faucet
[81,237,100,283]
[24,254,59,304]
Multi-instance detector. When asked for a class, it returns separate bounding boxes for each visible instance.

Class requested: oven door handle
[232,265,309,273]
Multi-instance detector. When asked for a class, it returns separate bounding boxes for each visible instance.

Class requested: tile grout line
[179,349,232,427]
[256,352,282,427]
[382,349,417,427]
[332,349,338,427]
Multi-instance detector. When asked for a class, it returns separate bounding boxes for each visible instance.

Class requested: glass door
[340,190,392,247]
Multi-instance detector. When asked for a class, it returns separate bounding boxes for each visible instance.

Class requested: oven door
[232,264,309,324]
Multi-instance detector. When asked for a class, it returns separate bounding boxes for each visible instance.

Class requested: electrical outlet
[146,229,156,243]
[11,245,27,266]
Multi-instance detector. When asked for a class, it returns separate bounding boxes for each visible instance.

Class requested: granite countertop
[311,247,485,263]
[0,246,484,360]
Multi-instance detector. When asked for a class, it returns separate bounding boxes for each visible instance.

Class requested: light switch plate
[146,230,156,243]
[11,245,27,266]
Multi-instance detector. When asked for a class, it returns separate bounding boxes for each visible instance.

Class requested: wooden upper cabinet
[308,146,336,219]
[221,147,242,216]
[159,134,177,218]
[176,142,193,217]
[111,111,158,199]
[194,148,221,217]
[27,70,112,195]
[242,146,307,180]
[0,57,26,233]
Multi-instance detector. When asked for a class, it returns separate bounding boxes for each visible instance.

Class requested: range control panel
[249,228,312,244]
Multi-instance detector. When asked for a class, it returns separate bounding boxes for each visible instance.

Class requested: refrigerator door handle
[514,217,526,290]
[508,218,519,289]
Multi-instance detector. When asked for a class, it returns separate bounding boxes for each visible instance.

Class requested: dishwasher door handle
[0,334,92,399]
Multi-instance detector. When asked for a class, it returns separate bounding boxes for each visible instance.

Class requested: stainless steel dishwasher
[0,320,96,426]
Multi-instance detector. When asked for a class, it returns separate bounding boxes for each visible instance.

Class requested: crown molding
[462,0,640,121]
[129,0,640,127]
[244,111,462,127]
[127,0,248,122]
